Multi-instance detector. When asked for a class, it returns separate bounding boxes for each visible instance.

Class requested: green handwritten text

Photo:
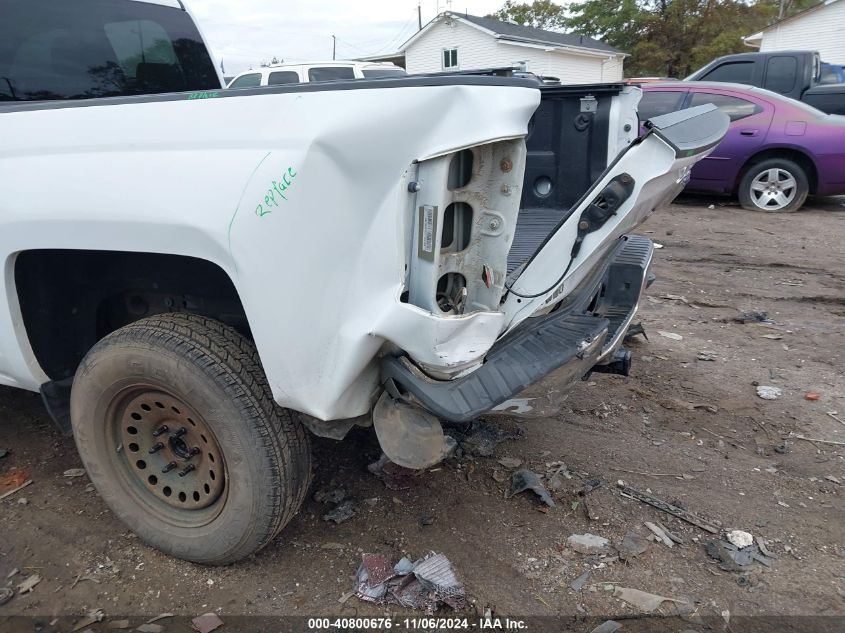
[255,167,298,217]
[187,91,220,100]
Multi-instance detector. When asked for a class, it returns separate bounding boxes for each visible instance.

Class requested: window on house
[442,48,458,70]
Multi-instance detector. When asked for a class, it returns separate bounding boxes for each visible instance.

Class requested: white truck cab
[227,60,406,88]
[0,0,728,565]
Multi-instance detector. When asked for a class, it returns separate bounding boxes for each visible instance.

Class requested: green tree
[487,1,568,30]
[488,1,822,78]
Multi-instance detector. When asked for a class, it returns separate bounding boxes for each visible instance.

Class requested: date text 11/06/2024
[306,617,529,630]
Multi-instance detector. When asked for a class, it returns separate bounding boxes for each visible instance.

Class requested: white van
[227,61,406,88]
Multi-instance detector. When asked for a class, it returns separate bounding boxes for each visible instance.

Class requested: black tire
[70,313,311,565]
[738,157,809,213]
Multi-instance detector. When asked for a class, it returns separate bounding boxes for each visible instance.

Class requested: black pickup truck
[686,50,845,115]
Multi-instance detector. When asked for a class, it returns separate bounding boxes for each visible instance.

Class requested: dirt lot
[1,197,844,632]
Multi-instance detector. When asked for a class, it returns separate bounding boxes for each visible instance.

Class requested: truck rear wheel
[70,313,311,565]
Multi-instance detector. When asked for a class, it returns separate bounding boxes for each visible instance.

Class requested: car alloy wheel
[749,167,797,211]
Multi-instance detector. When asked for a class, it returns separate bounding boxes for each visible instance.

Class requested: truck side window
[0,0,218,101]
[688,92,762,122]
[267,71,300,85]
[229,73,262,88]
[637,91,686,121]
[701,62,753,84]
[308,67,356,82]
[764,56,798,95]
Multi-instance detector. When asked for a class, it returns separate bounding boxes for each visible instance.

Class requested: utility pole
[418,1,422,30]
[332,35,336,60]
[778,0,788,20]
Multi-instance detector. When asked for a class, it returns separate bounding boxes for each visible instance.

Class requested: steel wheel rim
[109,388,227,525]
[750,167,797,211]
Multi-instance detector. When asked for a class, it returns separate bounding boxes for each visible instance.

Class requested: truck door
[763,54,802,100]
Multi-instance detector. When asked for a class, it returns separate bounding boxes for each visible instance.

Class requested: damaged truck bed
[0,0,728,564]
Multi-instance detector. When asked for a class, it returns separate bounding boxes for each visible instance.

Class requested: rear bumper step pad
[381,313,608,423]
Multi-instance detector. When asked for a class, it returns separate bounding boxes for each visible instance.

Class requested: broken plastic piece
[726,529,753,549]
[191,613,224,633]
[508,468,555,507]
[353,552,464,613]
[618,531,649,560]
[323,500,356,524]
[613,586,688,613]
[567,533,610,554]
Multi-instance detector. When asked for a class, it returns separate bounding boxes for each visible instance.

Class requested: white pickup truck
[0,0,728,564]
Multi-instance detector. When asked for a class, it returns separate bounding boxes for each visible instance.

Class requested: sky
[188,0,507,75]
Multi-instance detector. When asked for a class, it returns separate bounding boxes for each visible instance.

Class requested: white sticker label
[421,205,435,253]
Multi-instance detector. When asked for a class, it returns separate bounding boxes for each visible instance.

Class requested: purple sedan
[639,82,845,212]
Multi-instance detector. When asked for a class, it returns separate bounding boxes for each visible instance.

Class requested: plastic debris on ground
[353,552,465,613]
[731,310,772,324]
[507,468,555,507]
[756,385,782,400]
[657,331,683,341]
[570,570,590,591]
[613,586,689,613]
[16,573,41,594]
[589,621,622,633]
[705,539,775,572]
[0,587,13,606]
[63,468,86,478]
[618,531,649,560]
[726,529,753,549]
[322,500,356,524]
[455,419,523,458]
[567,533,610,554]
[191,613,224,633]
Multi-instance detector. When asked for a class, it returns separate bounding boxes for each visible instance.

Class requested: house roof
[745,0,841,43]
[459,14,623,54]
[399,12,624,57]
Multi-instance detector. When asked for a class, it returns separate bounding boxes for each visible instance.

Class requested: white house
[744,0,845,65]
[396,12,625,84]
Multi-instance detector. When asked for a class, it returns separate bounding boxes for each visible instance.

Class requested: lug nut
[188,447,201,459]
[148,442,164,454]
[152,425,168,437]
[178,464,196,477]
[172,427,187,438]
[162,461,177,473]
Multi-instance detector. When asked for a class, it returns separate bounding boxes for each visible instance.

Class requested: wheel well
[15,250,249,381]
[736,148,819,194]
